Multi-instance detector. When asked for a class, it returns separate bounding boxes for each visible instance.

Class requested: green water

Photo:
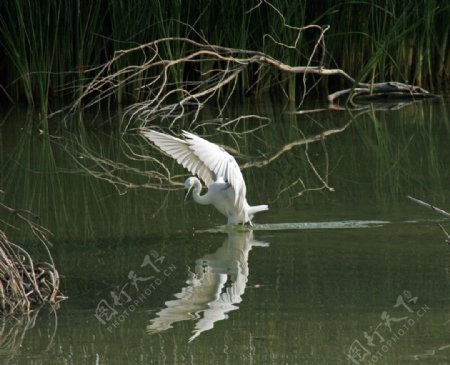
[0,98,449,364]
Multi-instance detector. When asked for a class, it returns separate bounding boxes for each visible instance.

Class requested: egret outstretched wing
[142,129,247,212]
[142,129,214,186]
[182,131,246,209]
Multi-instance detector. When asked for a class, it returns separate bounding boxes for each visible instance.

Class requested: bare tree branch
[407,195,450,244]
[57,19,434,129]
[407,195,450,218]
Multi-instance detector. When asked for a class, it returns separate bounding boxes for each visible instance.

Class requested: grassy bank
[0,1,448,113]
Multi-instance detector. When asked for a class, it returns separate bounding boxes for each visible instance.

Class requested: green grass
[0,0,448,114]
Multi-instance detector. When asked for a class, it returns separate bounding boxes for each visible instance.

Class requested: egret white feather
[142,129,268,225]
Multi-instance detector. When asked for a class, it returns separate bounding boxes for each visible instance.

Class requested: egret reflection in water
[147,230,268,341]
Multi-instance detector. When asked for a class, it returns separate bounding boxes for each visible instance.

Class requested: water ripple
[198,220,390,233]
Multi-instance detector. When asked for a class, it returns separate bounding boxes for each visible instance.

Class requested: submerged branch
[407,195,450,218]
[328,82,435,104]
[407,195,450,244]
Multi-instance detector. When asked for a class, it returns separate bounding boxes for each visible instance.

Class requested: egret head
[184,177,198,200]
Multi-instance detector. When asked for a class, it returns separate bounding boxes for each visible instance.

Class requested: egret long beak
[184,186,193,201]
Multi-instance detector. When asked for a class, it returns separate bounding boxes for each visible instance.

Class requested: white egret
[142,129,268,225]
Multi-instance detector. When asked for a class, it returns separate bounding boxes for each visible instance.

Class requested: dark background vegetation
[0,1,449,112]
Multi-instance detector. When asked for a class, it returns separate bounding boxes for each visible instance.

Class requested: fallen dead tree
[62,36,434,130]
[58,1,436,130]
[51,1,438,204]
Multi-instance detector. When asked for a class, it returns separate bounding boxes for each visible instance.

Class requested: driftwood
[328,82,435,105]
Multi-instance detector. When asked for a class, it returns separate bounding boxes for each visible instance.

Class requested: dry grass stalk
[0,194,65,315]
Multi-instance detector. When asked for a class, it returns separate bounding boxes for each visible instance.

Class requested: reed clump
[0,0,448,113]
[0,194,64,315]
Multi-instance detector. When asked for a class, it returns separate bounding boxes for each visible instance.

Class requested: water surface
[0,98,449,364]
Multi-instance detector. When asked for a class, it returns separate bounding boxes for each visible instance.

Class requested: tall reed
[0,1,448,113]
